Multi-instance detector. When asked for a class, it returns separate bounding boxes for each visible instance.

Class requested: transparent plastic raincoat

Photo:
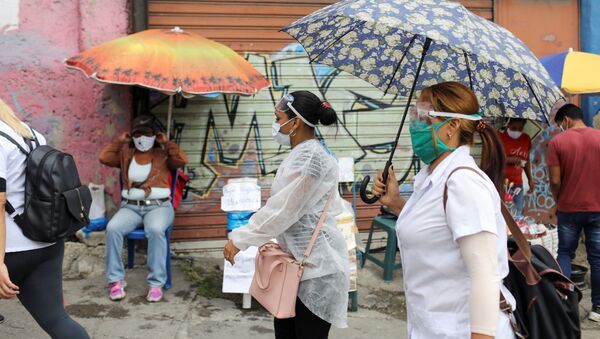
[231,139,349,328]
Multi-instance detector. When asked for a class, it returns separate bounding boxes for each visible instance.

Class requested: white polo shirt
[0,121,53,252]
[396,145,515,338]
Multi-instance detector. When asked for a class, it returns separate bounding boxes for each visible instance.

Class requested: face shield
[275,94,316,128]
[409,102,483,124]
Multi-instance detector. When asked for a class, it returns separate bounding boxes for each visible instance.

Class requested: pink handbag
[250,191,334,318]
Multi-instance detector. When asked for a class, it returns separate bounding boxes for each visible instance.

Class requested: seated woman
[99,115,187,302]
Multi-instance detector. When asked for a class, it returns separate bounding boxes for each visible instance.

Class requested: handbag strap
[442,166,531,263]
[302,189,335,260]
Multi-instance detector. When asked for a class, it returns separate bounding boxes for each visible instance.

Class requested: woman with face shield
[99,115,188,302]
[372,82,516,339]
[223,91,349,338]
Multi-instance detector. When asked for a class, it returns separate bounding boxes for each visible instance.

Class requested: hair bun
[318,102,337,126]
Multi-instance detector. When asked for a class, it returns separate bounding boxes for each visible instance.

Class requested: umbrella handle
[360,161,392,204]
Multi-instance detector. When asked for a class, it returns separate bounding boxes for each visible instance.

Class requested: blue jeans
[556,212,600,306]
[512,184,525,219]
[105,201,174,287]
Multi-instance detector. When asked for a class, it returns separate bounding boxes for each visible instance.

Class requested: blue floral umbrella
[282,0,563,203]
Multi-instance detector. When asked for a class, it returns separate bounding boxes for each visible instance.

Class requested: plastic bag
[88,183,105,219]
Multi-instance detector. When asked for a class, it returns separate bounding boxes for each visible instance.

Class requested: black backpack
[0,129,92,242]
[504,239,582,339]
[444,166,582,339]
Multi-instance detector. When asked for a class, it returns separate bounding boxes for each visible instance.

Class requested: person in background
[497,118,533,219]
[547,103,600,322]
[372,82,515,338]
[0,99,89,338]
[99,115,187,303]
[223,91,348,339]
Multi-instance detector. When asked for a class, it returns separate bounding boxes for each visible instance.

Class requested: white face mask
[559,119,569,132]
[271,118,295,146]
[133,135,156,152]
[507,129,523,140]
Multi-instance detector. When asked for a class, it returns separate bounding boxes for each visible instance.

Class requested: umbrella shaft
[383,38,432,183]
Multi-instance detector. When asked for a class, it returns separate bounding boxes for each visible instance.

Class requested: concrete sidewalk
[0,254,405,339]
[1,249,599,338]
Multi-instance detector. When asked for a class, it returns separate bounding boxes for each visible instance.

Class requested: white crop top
[121,156,170,200]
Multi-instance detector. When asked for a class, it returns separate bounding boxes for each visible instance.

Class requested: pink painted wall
[0,0,131,197]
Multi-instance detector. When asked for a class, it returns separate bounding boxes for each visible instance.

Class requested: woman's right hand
[372,166,402,209]
[0,263,19,299]
[117,132,131,144]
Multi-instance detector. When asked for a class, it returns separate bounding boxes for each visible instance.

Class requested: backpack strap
[0,127,35,227]
[0,131,29,155]
[442,166,531,263]
[4,200,24,228]
[28,126,40,147]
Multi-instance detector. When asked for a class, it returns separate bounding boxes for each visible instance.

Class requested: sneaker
[589,305,600,322]
[109,280,127,301]
[146,287,163,302]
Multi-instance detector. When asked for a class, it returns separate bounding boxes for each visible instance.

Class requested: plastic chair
[360,215,402,281]
[126,170,178,290]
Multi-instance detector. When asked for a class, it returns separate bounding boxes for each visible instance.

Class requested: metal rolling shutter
[147,0,495,241]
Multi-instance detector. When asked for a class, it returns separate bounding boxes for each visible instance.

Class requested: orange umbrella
[65,27,270,135]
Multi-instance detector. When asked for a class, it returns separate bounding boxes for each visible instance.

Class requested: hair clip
[322,102,331,108]
[476,120,486,132]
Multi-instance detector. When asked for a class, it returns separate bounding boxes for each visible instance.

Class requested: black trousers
[274,298,332,339]
[5,241,90,339]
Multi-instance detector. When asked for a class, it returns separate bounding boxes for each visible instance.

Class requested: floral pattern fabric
[283,0,563,122]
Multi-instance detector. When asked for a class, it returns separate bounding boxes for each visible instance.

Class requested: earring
[290,130,297,137]
[447,133,452,139]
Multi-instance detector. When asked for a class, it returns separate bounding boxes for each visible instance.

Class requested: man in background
[547,103,600,322]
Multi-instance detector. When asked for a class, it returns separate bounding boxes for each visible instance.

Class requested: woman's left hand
[156,132,169,145]
[223,240,240,265]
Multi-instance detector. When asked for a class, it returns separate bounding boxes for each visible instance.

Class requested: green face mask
[409,120,456,165]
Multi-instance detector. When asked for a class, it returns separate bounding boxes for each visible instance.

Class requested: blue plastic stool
[361,215,402,281]
[127,225,173,289]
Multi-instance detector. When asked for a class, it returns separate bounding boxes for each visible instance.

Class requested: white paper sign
[222,246,258,293]
[338,157,355,183]
[221,179,261,212]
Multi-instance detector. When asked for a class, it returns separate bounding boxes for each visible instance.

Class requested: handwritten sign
[221,178,261,212]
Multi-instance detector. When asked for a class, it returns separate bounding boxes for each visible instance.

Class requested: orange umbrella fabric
[65,27,270,96]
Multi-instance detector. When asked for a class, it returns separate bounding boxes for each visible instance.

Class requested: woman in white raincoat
[223,90,349,339]
[372,82,517,339]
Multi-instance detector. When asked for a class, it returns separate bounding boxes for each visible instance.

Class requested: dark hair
[507,118,526,126]
[286,91,337,127]
[555,104,584,123]
[420,82,506,196]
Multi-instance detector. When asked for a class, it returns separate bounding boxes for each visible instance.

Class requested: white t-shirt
[396,145,515,339]
[121,156,170,200]
[0,121,53,252]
